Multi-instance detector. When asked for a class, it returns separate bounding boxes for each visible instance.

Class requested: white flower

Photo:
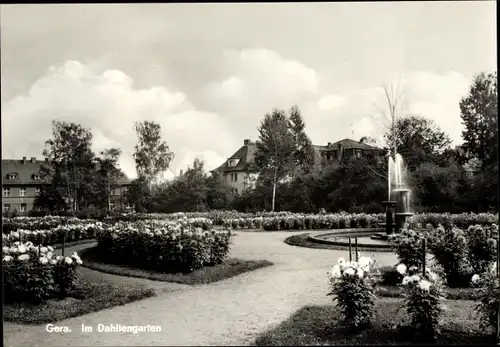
[356,267,365,278]
[47,246,54,252]
[75,258,83,265]
[344,268,356,276]
[40,257,49,264]
[471,274,481,284]
[338,257,346,264]
[46,252,53,259]
[18,254,30,261]
[2,246,9,253]
[359,257,372,268]
[40,247,48,254]
[396,264,407,275]
[3,255,13,262]
[50,259,57,265]
[418,279,432,291]
[17,245,27,253]
[64,257,73,265]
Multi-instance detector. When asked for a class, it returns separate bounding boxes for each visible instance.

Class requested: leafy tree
[288,105,316,174]
[359,136,378,147]
[133,121,174,189]
[95,148,122,212]
[384,115,452,169]
[41,121,96,213]
[255,109,296,211]
[460,71,498,170]
[33,184,67,214]
[127,176,152,213]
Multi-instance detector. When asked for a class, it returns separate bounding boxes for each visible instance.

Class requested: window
[230,173,238,182]
[35,187,41,195]
[356,150,362,159]
[3,204,10,212]
[110,203,115,210]
[35,206,42,212]
[20,204,26,213]
[228,159,240,168]
[32,174,41,180]
[232,188,238,195]
[3,188,11,197]
[20,187,26,197]
[7,174,18,180]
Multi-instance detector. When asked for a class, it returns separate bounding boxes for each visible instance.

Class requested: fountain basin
[392,188,411,193]
[308,228,395,250]
[395,212,414,217]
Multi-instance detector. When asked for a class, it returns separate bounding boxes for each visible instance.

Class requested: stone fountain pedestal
[393,188,413,231]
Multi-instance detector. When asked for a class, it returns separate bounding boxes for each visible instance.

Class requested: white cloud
[317,94,348,111]
[1,61,239,179]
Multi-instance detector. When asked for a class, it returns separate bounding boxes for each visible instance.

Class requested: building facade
[2,157,131,215]
[211,138,385,195]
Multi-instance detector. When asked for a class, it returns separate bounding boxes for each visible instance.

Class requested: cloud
[317,94,348,111]
[1,60,239,179]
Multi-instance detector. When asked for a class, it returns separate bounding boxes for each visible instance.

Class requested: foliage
[41,121,96,212]
[385,115,452,169]
[255,109,296,211]
[127,176,153,213]
[389,229,427,270]
[327,256,377,330]
[427,226,471,287]
[96,219,232,273]
[471,265,500,333]
[460,71,498,171]
[94,148,123,212]
[33,184,68,214]
[396,264,445,342]
[288,105,316,175]
[466,224,498,274]
[133,120,174,189]
[2,242,82,303]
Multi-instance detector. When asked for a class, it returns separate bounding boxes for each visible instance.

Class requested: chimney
[31,157,36,163]
[244,139,250,146]
[327,142,331,147]
[179,169,183,176]
[22,157,27,164]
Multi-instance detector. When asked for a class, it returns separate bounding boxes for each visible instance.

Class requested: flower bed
[2,222,105,247]
[3,241,83,304]
[2,216,98,234]
[96,220,232,273]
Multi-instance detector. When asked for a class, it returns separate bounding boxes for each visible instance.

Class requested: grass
[254,298,494,346]
[4,267,156,325]
[284,233,394,252]
[80,246,274,285]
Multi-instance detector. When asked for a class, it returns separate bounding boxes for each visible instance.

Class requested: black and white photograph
[1,2,498,346]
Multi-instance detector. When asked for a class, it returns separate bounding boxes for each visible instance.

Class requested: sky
[1,2,497,180]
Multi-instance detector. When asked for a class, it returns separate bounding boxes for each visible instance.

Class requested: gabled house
[210,139,259,196]
[315,138,385,167]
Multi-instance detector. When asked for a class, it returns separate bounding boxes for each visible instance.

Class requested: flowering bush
[471,264,500,333]
[2,222,104,246]
[327,256,377,330]
[96,219,232,273]
[389,229,427,270]
[396,264,445,341]
[466,224,498,274]
[428,226,471,287]
[2,242,82,303]
[2,216,96,233]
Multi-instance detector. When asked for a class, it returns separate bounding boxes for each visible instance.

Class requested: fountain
[371,153,414,241]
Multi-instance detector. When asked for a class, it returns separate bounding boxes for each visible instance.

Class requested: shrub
[327,256,376,331]
[389,229,427,270]
[2,242,82,304]
[471,265,500,333]
[96,220,232,273]
[428,226,471,287]
[376,265,404,286]
[466,224,498,274]
[396,264,445,342]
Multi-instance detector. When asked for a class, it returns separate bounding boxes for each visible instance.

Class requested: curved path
[4,231,397,347]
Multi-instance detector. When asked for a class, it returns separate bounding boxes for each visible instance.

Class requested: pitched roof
[328,138,384,151]
[211,142,258,173]
[2,158,131,185]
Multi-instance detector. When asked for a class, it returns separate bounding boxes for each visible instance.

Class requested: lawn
[254,298,494,346]
[4,266,156,325]
[80,246,274,285]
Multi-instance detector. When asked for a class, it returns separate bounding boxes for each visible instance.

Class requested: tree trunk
[271,166,278,212]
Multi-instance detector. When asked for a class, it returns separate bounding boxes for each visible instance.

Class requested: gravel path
[4,231,398,347]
